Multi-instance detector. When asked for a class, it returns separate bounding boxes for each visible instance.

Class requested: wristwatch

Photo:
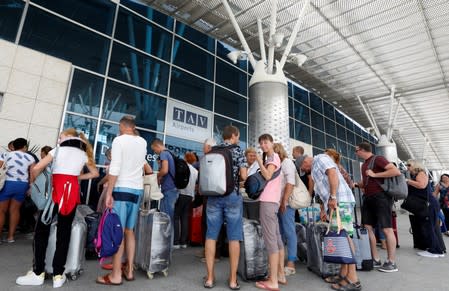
[329,195,337,200]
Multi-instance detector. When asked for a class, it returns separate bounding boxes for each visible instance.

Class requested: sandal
[324,274,344,284]
[122,266,135,281]
[203,278,215,289]
[96,275,122,286]
[331,277,361,291]
[284,266,296,276]
[228,280,240,290]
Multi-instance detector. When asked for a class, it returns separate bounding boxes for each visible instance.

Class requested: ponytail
[78,132,95,167]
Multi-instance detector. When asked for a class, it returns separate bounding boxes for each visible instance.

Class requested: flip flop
[278,279,287,285]
[228,280,240,290]
[203,278,215,289]
[255,281,280,291]
[122,266,135,281]
[96,275,122,286]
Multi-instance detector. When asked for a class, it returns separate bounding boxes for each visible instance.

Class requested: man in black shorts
[355,142,401,273]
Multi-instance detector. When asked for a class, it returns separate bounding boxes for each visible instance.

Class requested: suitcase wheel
[162,269,168,277]
[70,274,78,281]
[147,272,154,280]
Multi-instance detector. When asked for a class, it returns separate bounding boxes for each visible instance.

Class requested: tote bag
[288,172,311,209]
[323,208,356,264]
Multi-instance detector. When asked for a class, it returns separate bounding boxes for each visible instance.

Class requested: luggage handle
[326,207,342,235]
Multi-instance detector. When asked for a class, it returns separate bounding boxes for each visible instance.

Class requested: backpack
[244,168,282,200]
[166,151,190,189]
[199,144,237,196]
[95,209,123,259]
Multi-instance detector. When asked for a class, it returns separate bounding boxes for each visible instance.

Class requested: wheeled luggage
[84,212,101,259]
[352,190,373,271]
[243,198,260,221]
[45,209,88,280]
[306,222,340,278]
[238,218,268,281]
[189,205,203,245]
[135,208,172,279]
[295,223,307,262]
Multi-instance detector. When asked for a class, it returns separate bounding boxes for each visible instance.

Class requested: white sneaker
[53,274,66,288]
[173,244,181,249]
[417,251,440,258]
[16,271,45,286]
[180,244,187,249]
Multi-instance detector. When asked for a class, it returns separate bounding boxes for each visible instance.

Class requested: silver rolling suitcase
[135,208,172,279]
[238,218,268,281]
[45,209,88,280]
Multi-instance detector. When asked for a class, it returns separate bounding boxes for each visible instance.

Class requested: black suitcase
[84,212,101,259]
[295,223,307,262]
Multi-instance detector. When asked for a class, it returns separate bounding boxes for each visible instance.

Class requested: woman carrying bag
[16,128,98,288]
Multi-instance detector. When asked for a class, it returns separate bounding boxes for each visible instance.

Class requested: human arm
[406,171,428,189]
[239,166,248,182]
[78,163,99,181]
[157,152,169,180]
[105,174,118,209]
[280,183,294,213]
[433,183,441,198]
[366,162,401,178]
[256,154,277,180]
[30,154,53,183]
[144,163,153,175]
[326,167,338,210]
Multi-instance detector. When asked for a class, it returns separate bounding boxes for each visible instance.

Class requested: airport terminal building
[0,0,377,178]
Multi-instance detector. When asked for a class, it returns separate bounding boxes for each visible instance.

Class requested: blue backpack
[95,209,123,258]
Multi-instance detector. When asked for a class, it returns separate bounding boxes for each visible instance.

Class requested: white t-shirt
[49,147,88,176]
[247,161,260,176]
[0,151,35,182]
[109,134,147,190]
[280,158,296,197]
[179,164,198,198]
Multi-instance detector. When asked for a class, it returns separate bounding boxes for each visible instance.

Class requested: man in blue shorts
[97,116,151,285]
[203,125,247,290]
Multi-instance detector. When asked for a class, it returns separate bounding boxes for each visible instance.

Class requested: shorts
[0,181,29,202]
[112,187,143,229]
[206,191,243,241]
[361,192,393,228]
[260,202,284,254]
[330,202,355,236]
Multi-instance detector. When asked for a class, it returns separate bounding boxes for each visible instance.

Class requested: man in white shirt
[97,116,150,285]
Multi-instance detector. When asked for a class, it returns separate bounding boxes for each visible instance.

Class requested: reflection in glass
[294,121,311,144]
[345,118,354,132]
[63,113,97,145]
[216,59,247,96]
[0,0,24,42]
[214,115,247,149]
[288,82,293,97]
[31,0,116,35]
[103,80,166,132]
[338,140,348,157]
[108,42,169,95]
[326,134,337,150]
[172,37,214,80]
[20,6,110,73]
[115,8,172,61]
[335,111,345,126]
[294,101,310,125]
[313,147,322,157]
[170,68,213,110]
[176,23,215,52]
[337,125,346,141]
[309,93,323,114]
[66,69,104,118]
[323,101,334,120]
[288,98,294,118]
[120,0,174,30]
[216,41,247,71]
[311,110,324,131]
[312,128,325,150]
[165,136,203,159]
[346,130,355,146]
[293,86,309,106]
[289,118,295,139]
[214,87,247,123]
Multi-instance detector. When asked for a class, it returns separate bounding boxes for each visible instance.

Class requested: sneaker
[373,259,382,268]
[53,274,66,288]
[417,251,441,258]
[173,245,181,249]
[378,261,398,273]
[16,271,45,286]
[180,244,188,249]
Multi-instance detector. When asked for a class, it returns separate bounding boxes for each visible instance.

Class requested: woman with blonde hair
[406,159,445,257]
[273,143,298,277]
[324,148,353,188]
[16,128,99,288]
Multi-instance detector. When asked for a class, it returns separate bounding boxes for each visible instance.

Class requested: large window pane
[20,6,109,73]
[295,121,311,144]
[337,124,346,141]
[214,87,247,122]
[63,113,97,145]
[216,59,247,96]
[165,135,203,159]
[312,128,325,150]
[108,42,169,95]
[0,0,24,42]
[345,118,354,132]
[176,23,214,53]
[325,118,336,136]
[103,80,166,132]
[115,8,172,61]
[214,115,247,149]
[288,82,293,97]
[66,70,104,118]
[335,110,345,126]
[216,41,247,71]
[289,118,295,139]
[338,140,348,157]
[95,121,162,169]
[346,130,355,146]
[288,98,294,118]
[120,0,174,30]
[172,37,214,80]
[294,101,310,125]
[326,134,337,150]
[32,0,116,35]
[323,101,334,120]
[311,110,324,131]
[293,86,309,106]
[170,68,213,110]
[309,93,323,114]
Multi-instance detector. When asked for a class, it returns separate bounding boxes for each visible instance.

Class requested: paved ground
[1,210,448,291]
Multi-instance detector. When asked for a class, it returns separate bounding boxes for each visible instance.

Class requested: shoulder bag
[367,156,408,200]
[288,172,311,209]
[245,167,282,200]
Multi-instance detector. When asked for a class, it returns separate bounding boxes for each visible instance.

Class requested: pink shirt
[259,153,282,204]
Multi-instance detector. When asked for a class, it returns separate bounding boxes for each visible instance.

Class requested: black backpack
[166,151,191,189]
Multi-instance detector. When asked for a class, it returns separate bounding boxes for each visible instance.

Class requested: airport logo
[173,107,208,129]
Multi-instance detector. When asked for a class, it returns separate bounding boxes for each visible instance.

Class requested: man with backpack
[202,125,247,290]
[97,116,150,285]
[355,142,401,273]
[151,139,181,226]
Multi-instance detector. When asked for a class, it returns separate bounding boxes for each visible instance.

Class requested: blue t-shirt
[160,150,176,192]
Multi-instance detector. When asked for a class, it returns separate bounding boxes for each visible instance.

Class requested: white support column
[221,0,257,69]
[267,0,278,74]
[279,0,311,70]
[357,95,381,138]
[386,86,396,140]
[257,18,267,63]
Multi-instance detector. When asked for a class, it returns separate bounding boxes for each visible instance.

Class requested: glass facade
[0,0,378,181]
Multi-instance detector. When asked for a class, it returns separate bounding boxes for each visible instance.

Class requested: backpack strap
[364,155,377,188]
[163,150,176,180]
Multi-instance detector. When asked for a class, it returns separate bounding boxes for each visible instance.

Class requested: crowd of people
[0,116,447,289]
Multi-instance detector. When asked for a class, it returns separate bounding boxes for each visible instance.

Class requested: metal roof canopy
[141,0,449,170]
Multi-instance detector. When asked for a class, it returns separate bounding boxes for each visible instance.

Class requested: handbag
[367,156,408,200]
[323,208,356,264]
[0,154,8,191]
[288,172,311,209]
[401,183,431,218]
[244,168,281,200]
